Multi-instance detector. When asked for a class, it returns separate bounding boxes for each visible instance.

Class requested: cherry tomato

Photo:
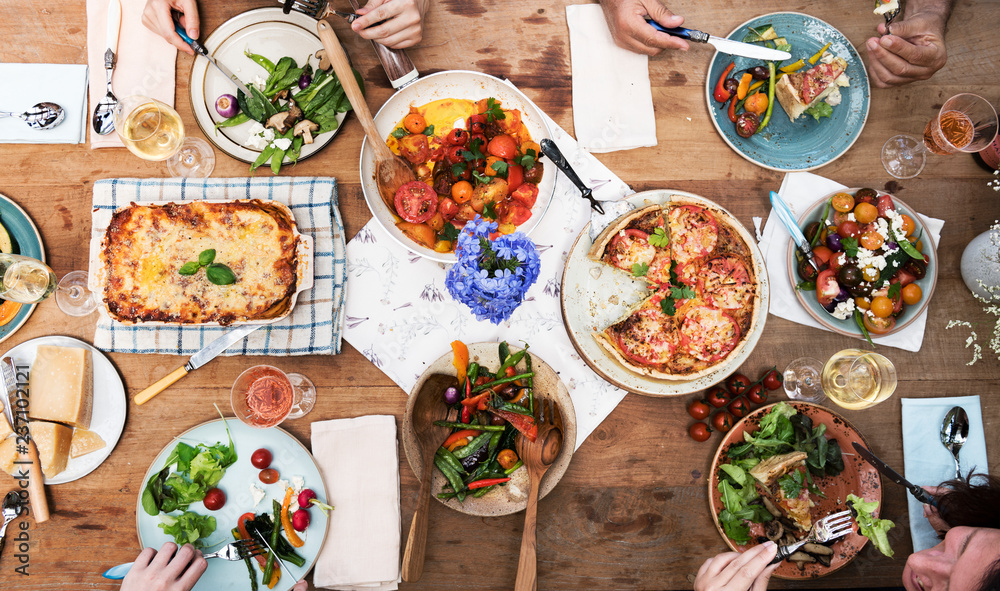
[498,109,522,135]
[250,448,272,469]
[487,135,517,159]
[863,313,896,334]
[855,296,871,310]
[838,220,862,239]
[726,373,751,397]
[706,386,729,408]
[763,370,783,392]
[855,188,878,205]
[203,487,226,511]
[445,145,467,165]
[398,133,429,164]
[735,112,759,138]
[688,399,711,420]
[811,245,833,265]
[900,214,916,236]
[860,231,884,250]
[854,202,878,224]
[444,127,469,146]
[728,398,749,418]
[870,295,894,318]
[498,202,531,226]
[901,283,923,305]
[828,252,845,272]
[484,156,504,177]
[506,163,524,193]
[816,269,840,307]
[746,383,768,405]
[497,449,519,470]
[862,266,880,282]
[467,114,486,134]
[877,194,896,217]
[893,268,917,287]
[394,181,437,223]
[438,197,459,220]
[427,212,445,232]
[511,183,538,209]
[403,113,426,134]
[712,412,734,433]
[259,468,279,484]
[744,93,769,116]
[451,180,473,203]
[689,422,711,442]
[831,193,855,213]
[396,221,437,248]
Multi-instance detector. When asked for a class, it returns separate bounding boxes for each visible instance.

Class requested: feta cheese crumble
[832,298,856,320]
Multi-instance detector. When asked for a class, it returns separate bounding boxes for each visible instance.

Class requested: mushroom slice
[763,520,784,542]
[271,89,289,103]
[315,49,330,70]
[293,119,320,144]
[788,552,816,563]
[266,112,292,135]
[803,543,834,555]
[760,496,782,518]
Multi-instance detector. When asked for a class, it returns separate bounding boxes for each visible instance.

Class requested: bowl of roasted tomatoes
[359,70,555,262]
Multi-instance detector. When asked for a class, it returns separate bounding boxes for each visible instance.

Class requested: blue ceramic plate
[0,192,43,344]
[786,190,938,339]
[135,419,329,591]
[705,12,870,172]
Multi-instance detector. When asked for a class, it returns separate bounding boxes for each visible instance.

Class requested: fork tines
[234,538,265,559]
[818,509,854,540]
[280,0,325,18]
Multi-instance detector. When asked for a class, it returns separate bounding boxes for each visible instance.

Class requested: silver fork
[101,539,263,580]
[882,2,901,32]
[770,509,854,564]
[280,0,353,21]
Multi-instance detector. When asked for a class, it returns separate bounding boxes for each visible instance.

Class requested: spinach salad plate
[705,12,870,172]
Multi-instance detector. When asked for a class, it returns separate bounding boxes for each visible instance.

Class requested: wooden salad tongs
[401,373,456,582]
[316,20,415,212]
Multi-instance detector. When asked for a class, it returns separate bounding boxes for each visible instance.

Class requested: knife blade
[1,358,49,523]
[852,442,938,507]
[256,531,291,576]
[172,19,252,97]
[769,191,821,273]
[645,20,791,61]
[134,325,261,405]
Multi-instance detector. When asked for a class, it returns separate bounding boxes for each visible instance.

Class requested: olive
[724,77,740,95]
[749,66,770,80]
[798,257,819,282]
[848,281,874,298]
[735,112,759,138]
[804,221,821,243]
[838,265,863,287]
[904,258,928,279]
[855,188,878,205]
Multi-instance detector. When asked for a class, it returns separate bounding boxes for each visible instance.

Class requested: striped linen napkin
[91,177,346,355]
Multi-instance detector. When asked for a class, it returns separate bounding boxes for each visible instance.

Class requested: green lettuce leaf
[158,511,217,548]
[847,494,895,557]
[804,101,834,121]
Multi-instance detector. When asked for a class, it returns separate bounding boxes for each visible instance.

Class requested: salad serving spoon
[940,406,969,479]
[0,103,66,130]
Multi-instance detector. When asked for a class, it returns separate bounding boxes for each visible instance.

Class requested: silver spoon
[92,0,122,135]
[940,406,970,479]
[0,490,23,557]
[0,102,66,130]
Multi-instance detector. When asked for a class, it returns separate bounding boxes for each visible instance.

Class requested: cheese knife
[646,19,791,61]
[1,358,49,523]
[171,15,252,97]
[134,325,261,405]
[852,442,938,507]
[770,191,821,274]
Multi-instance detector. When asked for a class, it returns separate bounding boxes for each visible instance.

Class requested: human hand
[922,486,951,534]
[291,581,308,591]
[120,542,207,591]
[865,10,949,87]
[598,0,688,56]
[694,541,781,591]
[142,0,200,55]
[352,0,430,49]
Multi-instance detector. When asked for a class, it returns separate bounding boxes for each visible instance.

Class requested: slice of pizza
[594,290,681,379]
[678,304,741,364]
[749,451,816,532]
[668,204,718,266]
[775,56,849,121]
[589,203,672,283]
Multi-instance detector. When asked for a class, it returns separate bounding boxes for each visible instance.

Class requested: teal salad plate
[0,192,43,344]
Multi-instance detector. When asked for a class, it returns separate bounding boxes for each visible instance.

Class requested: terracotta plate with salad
[705,12,870,172]
[136,418,330,591]
[402,342,576,517]
[708,402,889,580]
[787,188,937,340]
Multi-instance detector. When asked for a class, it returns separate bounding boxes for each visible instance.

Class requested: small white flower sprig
[990,168,1000,192]
[948,220,1000,365]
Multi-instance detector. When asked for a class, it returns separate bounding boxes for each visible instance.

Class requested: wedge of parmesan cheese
[28,346,93,429]
[70,428,106,458]
[0,420,73,478]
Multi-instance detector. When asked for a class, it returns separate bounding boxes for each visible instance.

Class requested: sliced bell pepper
[736,73,753,100]
[748,80,765,94]
[442,429,480,450]
[461,405,472,424]
[727,93,739,123]
[467,477,511,490]
[281,488,305,548]
[779,59,805,73]
[809,42,832,65]
[713,62,736,103]
[451,340,469,386]
[488,407,537,442]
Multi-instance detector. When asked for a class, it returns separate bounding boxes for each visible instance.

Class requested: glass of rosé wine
[231,365,317,428]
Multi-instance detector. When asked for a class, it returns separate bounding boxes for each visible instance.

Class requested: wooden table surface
[1,1,999,589]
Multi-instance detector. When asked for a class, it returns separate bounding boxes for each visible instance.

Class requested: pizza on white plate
[589,197,760,380]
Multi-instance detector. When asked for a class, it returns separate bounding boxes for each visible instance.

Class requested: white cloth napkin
[0,64,88,144]
[311,416,400,591]
[87,0,177,148]
[901,396,989,552]
[758,171,944,352]
[566,4,656,153]
[343,83,633,451]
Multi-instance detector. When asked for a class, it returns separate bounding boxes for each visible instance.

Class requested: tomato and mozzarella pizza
[588,198,759,380]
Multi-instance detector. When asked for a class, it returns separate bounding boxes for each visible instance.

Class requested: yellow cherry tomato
[433,240,452,253]
[860,231,884,250]
[914,239,924,252]
[403,113,427,134]
[831,193,855,213]
[854,202,878,224]
[497,449,519,470]
[484,156,503,177]
[854,297,871,310]
[901,283,923,305]
[451,180,473,203]
[520,141,541,158]
[862,266,880,282]
[900,214,916,237]
[871,296,893,318]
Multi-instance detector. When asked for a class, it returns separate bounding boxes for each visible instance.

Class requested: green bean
[452,432,492,459]
[434,421,505,431]
[467,362,480,385]
[497,350,526,374]
[494,401,532,415]
[472,485,495,497]
[232,528,258,591]
[471,372,534,394]
[434,455,467,495]
[503,459,524,475]
[525,352,535,414]
[498,342,511,364]
[435,447,467,474]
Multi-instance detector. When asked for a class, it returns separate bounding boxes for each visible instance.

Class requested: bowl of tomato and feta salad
[359,71,555,263]
[786,188,937,339]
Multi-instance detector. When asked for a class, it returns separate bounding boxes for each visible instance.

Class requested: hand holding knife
[853,442,938,507]
[171,12,252,97]
[645,19,791,61]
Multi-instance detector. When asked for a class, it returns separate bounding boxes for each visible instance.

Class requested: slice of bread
[775,57,848,121]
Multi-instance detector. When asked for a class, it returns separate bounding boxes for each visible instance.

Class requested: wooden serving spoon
[402,373,456,582]
[316,20,415,212]
[515,399,564,591]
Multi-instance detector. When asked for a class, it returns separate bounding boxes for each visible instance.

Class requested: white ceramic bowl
[359,71,555,263]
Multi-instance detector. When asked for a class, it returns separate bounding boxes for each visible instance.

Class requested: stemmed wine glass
[113,95,215,177]
[0,254,97,316]
[783,357,827,403]
[231,365,317,429]
[882,93,999,179]
[820,349,897,410]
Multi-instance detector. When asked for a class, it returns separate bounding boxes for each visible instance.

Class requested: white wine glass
[0,254,97,316]
[881,93,999,179]
[821,349,897,410]
[783,357,826,403]
[113,95,215,178]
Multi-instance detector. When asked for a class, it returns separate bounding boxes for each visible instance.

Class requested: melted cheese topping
[102,201,298,325]
[681,306,739,362]
[702,256,754,310]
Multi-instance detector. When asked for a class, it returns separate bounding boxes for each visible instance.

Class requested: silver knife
[770,191,820,273]
[173,20,253,97]
[256,531,292,576]
[852,442,938,507]
[134,325,261,405]
[646,19,791,61]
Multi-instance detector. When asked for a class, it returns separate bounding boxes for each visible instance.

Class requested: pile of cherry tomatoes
[687,367,784,442]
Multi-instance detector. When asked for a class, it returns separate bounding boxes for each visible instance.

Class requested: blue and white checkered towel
[91,177,346,356]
